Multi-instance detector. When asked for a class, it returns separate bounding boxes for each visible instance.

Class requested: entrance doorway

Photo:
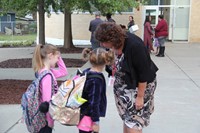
[171,6,190,42]
[143,2,190,42]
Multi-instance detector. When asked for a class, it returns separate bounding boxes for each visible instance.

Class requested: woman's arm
[155,21,163,32]
[51,57,68,78]
[135,82,147,110]
[130,39,149,109]
[147,23,153,35]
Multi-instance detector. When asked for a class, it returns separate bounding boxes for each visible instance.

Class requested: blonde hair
[32,44,59,72]
[82,48,115,67]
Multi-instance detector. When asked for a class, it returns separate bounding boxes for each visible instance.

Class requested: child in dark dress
[78,48,114,133]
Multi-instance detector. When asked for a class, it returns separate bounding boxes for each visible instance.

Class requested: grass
[0,34,36,41]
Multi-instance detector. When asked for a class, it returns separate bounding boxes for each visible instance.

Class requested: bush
[0,40,35,47]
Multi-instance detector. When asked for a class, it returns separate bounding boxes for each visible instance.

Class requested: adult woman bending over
[95,23,158,133]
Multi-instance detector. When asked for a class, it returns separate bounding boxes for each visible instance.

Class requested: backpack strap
[37,70,55,96]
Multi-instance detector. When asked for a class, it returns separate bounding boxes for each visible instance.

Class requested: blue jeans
[157,36,166,47]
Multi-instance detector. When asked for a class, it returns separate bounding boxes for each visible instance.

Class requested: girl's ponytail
[82,48,92,61]
[32,44,59,72]
[105,49,115,65]
[32,44,44,72]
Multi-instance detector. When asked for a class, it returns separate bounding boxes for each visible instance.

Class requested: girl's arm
[51,57,68,78]
[41,75,54,127]
[88,79,102,123]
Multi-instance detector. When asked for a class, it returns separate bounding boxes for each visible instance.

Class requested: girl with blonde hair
[32,44,68,133]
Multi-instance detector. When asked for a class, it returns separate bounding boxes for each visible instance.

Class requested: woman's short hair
[158,15,164,19]
[95,23,126,49]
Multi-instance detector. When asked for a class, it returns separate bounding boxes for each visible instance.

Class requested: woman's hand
[135,96,144,110]
[136,82,146,110]
[92,123,99,132]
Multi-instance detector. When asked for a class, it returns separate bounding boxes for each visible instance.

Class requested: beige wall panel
[45,8,143,41]
[45,13,64,39]
[189,0,200,42]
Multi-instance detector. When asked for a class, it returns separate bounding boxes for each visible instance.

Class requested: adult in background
[95,22,158,133]
[127,16,135,29]
[89,11,103,49]
[106,13,116,23]
[154,15,168,57]
[143,16,154,53]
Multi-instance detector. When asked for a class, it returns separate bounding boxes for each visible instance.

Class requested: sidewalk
[1,43,200,133]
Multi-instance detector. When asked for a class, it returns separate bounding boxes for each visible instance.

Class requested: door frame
[142,6,159,40]
[143,6,159,27]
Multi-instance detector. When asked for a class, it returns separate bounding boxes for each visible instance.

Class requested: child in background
[78,48,115,133]
[153,37,160,55]
[32,44,68,133]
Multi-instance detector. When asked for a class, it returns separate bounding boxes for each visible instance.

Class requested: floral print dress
[113,53,157,130]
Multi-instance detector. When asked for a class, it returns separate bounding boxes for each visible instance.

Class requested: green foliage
[0,0,144,19]
[0,34,36,41]
[0,0,60,17]
[58,0,141,15]
[0,40,34,47]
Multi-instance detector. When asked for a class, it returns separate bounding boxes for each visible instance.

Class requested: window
[121,7,134,13]
[7,14,11,22]
[175,0,190,5]
[144,0,158,5]
[160,0,171,5]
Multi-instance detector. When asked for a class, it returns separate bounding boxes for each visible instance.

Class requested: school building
[42,0,200,45]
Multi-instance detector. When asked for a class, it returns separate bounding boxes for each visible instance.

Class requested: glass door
[172,6,190,42]
[171,0,190,42]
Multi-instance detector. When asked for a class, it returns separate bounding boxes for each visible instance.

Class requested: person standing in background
[106,13,116,23]
[143,16,154,53]
[127,16,135,29]
[89,11,103,49]
[154,15,168,57]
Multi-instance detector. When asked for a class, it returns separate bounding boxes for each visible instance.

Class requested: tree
[59,0,141,48]
[0,0,59,45]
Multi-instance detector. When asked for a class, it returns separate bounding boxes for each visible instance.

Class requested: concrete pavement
[0,42,200,133]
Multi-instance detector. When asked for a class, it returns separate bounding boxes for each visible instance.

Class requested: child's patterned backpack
[21,70,53,133]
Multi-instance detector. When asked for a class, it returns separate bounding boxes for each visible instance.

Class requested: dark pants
[79,130,98,133]
[39,125,52,133]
